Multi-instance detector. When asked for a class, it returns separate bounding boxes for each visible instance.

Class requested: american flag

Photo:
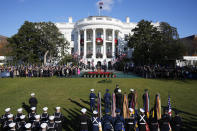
[168,95,172,116]
[99,1,103,9]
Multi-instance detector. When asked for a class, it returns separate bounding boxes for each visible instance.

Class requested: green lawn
[0,77,197,131]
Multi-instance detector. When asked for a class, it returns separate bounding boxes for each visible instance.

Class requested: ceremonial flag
[97,92,102,119]
[143,92,150,118]
[111,93,116,118]
[99,1,103,9]
[123,94,129,119]
[155,94,161,120]
[168,95,172,117]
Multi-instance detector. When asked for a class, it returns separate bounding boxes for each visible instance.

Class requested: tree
[7,21,68,65]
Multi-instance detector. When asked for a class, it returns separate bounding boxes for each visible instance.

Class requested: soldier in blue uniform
[28,107,36,124]
[91,110,101,131]
[3,114,14,131]
[172,111,182,131]
[79,108,89,131]
[17,115,26,131]
[90,89,97,112]
[8,122,16,131]
[29,93,38,108]
[160,109,171,131]
[54,107,64,131]
[48,116,58,131]
[104,89,111,112]
[125,108,135,131]
[15,108,23,123]
[114,109,125,131]
[32,115,41,131]
[101,109,114,131]
[41,107,49,123]
[1,108,11,130]
[137,108,147,131]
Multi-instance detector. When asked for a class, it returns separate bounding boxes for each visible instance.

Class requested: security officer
[91,110,101,131]
[32,115,41,131]
[41,107,49,123]
[114,109,125,131]
[172,111,182,131]
[116,89,123,110]
[48,116,58,131]
[128,89,135,108]
[125,108,135,131]
[104,89,111,112]
[29,93,38,108]
[17,115,26,131]
[28,107,36,124]
[15,108,23,123]
[160,109,171,131]
[54,107,64,131]
[79,108,89,131]
[101,109,114,131]
[138,108,147,131]
[90,89,97,112]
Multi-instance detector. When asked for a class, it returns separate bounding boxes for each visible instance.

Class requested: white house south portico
[55,16,159,67]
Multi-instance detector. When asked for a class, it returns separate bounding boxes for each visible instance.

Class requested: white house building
[56,16,159,67]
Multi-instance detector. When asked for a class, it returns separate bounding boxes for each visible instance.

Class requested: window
[97,32,102,38]
[71,34,74,41]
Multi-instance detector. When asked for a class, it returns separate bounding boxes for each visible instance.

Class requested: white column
[103,28,106,59]
[84,29,87,59]
[78,30,81,56]
[93,28,96,59]
[112,29,115,58]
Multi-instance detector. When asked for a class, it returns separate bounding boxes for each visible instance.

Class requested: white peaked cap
[56,107,61,110]
[81,108,87,113]
[49,116,55,120]
[25,123,31,129]
[129,108,134,112]
[118,89,121,93]
[130,89,134,92]
[9,123,16,128]
[93,110,98,114]
[31,107,36,111]
[35,115,40,119]
[20,115,26,119]
[90,89,94,92]
[31,93,35,96]
[43,107,48,111]
[17,108,23,112]
[5,108,11,112]
[140,108,145,113]
[41,123,47,128]
[8,114,13,118]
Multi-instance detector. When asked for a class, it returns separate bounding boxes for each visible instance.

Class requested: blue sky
[0,0,196,38]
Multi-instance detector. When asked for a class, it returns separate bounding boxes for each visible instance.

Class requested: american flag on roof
[99,1,104,9]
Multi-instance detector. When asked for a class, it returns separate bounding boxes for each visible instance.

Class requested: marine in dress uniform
[32,115,41,131]
[47,116,58,131]
[41,107,49,123]
[116,89,123,110]
[172,111,182,131]
[91,110,101,131]
[138,108,147,131]
[28,107,36,124]
[104,89,111,112]
[160,109,171,131]
[101,109,114,131]
[128,89,135,108]
[114,109,125,131]
[29,93,38,108]
[125,108,135,131]
[15,108,23,123]
[17,115,26,131]
[54,107,64,131]
[79,108,89,131]
[90,89,97,112]
[3,114,14,131]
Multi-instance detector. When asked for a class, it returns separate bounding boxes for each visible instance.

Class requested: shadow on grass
[162,106,197,131]
[22,102,31,114]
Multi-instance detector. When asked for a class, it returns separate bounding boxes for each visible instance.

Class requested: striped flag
[99,1,103,9]
[168,95,172,117]
[111,93,116,118]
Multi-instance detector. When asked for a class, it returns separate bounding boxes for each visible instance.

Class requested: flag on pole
[123,93,129,119]
[168,95,172,117]
[143,91,150,118]
[99,1,103,9]
[111,93,116,118]
[97,92,102,119]
[155,93,161,120]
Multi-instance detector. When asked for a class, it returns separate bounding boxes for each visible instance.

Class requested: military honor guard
[116,89,123,111]
[40,123,47,131]
[41,107,49,123]
[48,116,58,131]
[104,89,111,112]
[90,89,97,112]
[172,111,182,131]
[8,122,16,131]
[101,109,114,131]
[91,110,102,131]
[17,115,26,131]
[54,107,64,131]
[1,108,11,129]
[3,114,14,131]
[79,108,89,131]
[29,93,38,108]
[25,123,32,131]
[125,108,135,131]
[128,89,135,108]
[15,108,23,123]
[138,108,148,131]
[114,109,125,131]
[160,109,171,131]
[32,115,41,131]
[28,107,36,124]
